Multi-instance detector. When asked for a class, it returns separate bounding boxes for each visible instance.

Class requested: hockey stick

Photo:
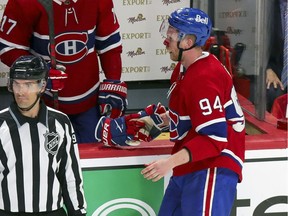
[37,0,59,109]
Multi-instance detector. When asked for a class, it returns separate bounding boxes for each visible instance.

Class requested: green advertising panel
[82,166,164,216]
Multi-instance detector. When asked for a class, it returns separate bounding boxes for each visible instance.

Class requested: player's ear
[183,35,194,49]
[40,80,47,93]
[188,35,196,47]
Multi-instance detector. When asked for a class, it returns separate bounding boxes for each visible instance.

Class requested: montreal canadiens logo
[44,131,60,155]
[52,32,89,64]
[92,198,156,216]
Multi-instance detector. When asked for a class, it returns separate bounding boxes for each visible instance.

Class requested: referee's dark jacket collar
[9,101,48,126]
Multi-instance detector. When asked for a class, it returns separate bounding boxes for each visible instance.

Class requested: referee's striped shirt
[0,102,86,215]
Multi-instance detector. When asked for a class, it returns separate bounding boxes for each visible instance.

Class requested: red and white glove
[95,103,168,147]
[46,64,68,92]
[95,113,146,147]
[98,79,128,118]
[130,103,168,142]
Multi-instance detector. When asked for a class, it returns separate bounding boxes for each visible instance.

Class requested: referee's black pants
[0,208,66,216]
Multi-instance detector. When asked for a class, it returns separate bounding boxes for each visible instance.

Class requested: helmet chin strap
[16,91,42,112]
[177,41,197,61]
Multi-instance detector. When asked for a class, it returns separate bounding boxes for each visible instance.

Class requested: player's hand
[98,79,128,118]
[95,114,146,147]
[46,64,68,92]
[141,158,172,182]
[140,103,168,127]
[266,69,284,90]
[134,103,168,142]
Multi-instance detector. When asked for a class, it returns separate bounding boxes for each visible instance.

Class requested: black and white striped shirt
[0,102,86,215]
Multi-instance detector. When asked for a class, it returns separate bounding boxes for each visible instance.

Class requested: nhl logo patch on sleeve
[44,131,60,155]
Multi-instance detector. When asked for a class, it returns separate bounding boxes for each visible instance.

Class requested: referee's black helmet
[9,55,49,81]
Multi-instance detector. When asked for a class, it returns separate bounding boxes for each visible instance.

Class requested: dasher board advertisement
[80,148,288,216]
[83,167,163,216]
[81,155,170,216]
[231,149,288,216]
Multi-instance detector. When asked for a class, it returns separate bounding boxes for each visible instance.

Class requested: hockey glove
[95,114,146,147]
[133,103,168,142]
[46,64,68,92]
[98,79,128,118]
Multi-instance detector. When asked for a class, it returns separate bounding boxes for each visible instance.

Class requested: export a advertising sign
[109,0,190,82]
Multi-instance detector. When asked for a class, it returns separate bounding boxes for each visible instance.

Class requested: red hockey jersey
[168,52,245,181]
[0,0,122,114]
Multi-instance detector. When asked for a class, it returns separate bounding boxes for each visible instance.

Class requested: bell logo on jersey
[195,14,208,24]
[44,131,60,155]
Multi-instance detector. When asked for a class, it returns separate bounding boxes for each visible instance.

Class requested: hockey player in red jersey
[0,0,126,143]
[140,8,246,216]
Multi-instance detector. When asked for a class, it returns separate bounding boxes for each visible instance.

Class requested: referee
[0,56,86,216]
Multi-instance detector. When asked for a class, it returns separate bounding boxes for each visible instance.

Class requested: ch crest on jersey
[53,32,88,64]
[44,131,60,155]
